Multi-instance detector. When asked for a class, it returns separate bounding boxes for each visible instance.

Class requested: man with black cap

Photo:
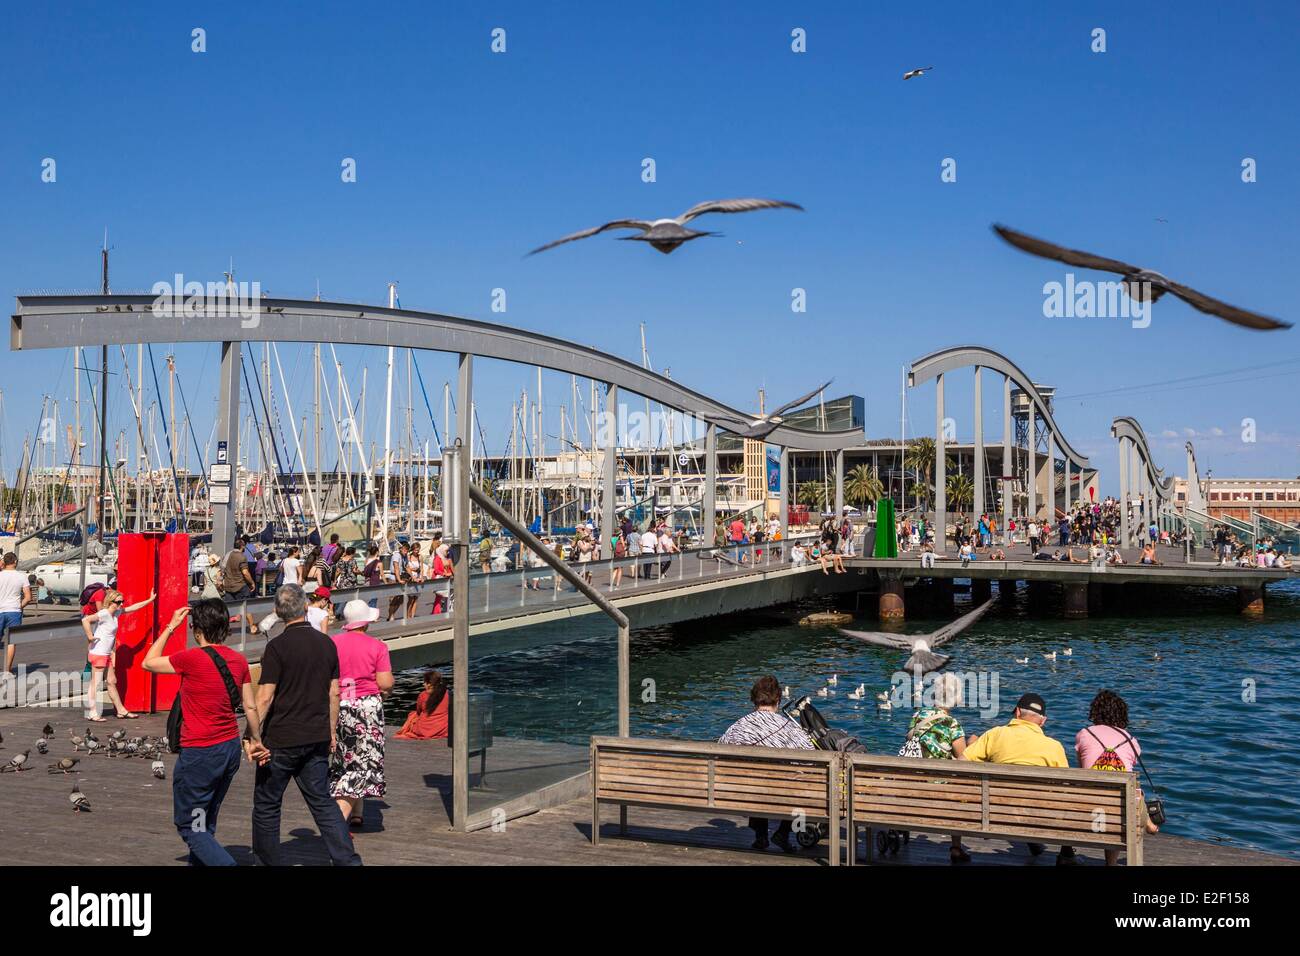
[961,692,1078,864]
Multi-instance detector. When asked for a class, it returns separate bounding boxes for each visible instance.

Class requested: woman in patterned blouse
[719,675,814,853]
[906,672,980,864]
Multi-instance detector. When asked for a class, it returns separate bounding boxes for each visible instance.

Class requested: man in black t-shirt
[251,583,361,866]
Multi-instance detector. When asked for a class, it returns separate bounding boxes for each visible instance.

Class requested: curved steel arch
[11,294,861,451]
[1111,416,1175,501]
[907,345,1091,468]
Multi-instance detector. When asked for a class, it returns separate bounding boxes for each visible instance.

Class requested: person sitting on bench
[961,692,1079,865]
[718,675,814,853]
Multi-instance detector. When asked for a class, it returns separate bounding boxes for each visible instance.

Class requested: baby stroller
[783,696,867,848]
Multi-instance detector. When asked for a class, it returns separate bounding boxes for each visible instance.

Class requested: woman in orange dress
[395,670,449,740]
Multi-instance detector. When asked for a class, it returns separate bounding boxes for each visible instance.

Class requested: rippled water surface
[389,578,1300,859]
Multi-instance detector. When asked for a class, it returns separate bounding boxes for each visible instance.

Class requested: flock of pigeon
[0,722,168,814]
[523,63,1289,333]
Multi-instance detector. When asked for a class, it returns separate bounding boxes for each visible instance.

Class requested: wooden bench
[590,736,841,864]
[845,753,1143,865]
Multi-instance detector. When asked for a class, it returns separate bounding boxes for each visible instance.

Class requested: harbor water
[389,577,1300,859]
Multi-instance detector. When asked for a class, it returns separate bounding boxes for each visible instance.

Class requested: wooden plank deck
[0,707,1291,866]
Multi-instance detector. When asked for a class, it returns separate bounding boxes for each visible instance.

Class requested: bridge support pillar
[1063,581,1088,619]
[1237,584,1265,616]
[997,579,1018,600]
[972,577,992,603]
[601,383,617,552]
[212,341,242,555]
[934,576,955,614]
[1088,582,1106,615]
[878,570,904,621]
[703,422,717,545]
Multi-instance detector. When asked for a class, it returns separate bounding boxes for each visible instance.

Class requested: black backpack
[166,647,242,754]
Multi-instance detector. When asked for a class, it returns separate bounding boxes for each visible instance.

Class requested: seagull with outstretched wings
[528,198,803,256]
[841,599,995,674]
[713,381,832,440]
[903,66,934,80]
[993,224,1291,331]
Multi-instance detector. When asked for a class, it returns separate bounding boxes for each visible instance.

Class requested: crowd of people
[142,580,452,866]
[721,676,1161,865]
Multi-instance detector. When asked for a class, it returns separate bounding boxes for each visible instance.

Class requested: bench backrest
[846,753,1135,848]
[591,736,836,820]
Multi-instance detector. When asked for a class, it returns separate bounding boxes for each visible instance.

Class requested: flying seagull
[712,380,832,440]
[841,599,995,673]
[992,224,1291,331]
[527,198,803,256]
[903,66,934,80]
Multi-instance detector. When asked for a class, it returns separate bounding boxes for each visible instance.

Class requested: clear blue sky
[2,0,1297,494]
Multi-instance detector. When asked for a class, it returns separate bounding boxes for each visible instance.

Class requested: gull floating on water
[528,198,803,256]
[1044,651,1057,662]
[1062,648,1073,656]
[993,224,1291,330]
[816,687,830,698]
[827,674,838,686]
[1015,656,1030,665]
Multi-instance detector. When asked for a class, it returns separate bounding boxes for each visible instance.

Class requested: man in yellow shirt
[961,692,1078,864]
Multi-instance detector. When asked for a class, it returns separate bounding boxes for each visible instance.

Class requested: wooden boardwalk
[0,707,1291,867]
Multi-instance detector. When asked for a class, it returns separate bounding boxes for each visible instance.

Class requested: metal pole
[212,341,242,554]
[973,367,984,520]
[1002,375,1012,535]
[934,373,946,551]
[452,352,472,832]
[703,422,716,547]
[1026,403,1036,526]
[601,384,618,551]
[834,449,845,522]
[1118,436,1130,548]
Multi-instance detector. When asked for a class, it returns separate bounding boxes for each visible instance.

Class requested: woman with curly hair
[1075,689,1161,865]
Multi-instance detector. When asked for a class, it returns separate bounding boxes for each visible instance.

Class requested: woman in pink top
[328,600,394,828]
[1076,690,1160,865]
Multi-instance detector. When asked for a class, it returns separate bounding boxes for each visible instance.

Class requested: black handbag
[167,646,242,754]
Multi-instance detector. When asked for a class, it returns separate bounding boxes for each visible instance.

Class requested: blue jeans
[252,741,362,866]
[172,736,243,866]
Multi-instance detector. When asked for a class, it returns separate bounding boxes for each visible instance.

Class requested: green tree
[946,473,974,512]
[845,464,884,509]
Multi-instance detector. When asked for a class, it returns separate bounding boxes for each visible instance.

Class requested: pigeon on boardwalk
[110,729,126,742]
[42,723,54,738]
[992,224,1292,330]
[151,760,165,780]
[528,198,803,256]
[712,381,833,440]
[2,750,30,772]
[48,757,79,774]
[69,731,84,751]
[85,738,101,756]
[70,784,91,813]
[903,66,934,80]
[36,738,48,755]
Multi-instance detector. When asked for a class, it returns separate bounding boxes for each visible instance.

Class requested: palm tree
[946,473,974,512]
[845,464,884,510]
[796,479,833,510]
[902,438,955,511]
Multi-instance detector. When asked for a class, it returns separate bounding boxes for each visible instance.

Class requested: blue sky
[1,0,1297,493]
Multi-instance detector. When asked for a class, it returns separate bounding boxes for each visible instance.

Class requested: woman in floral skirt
[328,600,394,828]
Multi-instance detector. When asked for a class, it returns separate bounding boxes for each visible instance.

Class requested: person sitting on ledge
[395,670,449,740]
[719,675,814,853]
[920,541,936,568]
[1139,543,1162,566]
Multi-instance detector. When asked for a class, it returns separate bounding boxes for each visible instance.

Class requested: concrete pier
[1238,584,1265,616]
[879,570,905,621]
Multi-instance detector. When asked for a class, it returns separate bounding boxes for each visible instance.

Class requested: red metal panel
[152,533,190,711]
[114,534,156,713]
